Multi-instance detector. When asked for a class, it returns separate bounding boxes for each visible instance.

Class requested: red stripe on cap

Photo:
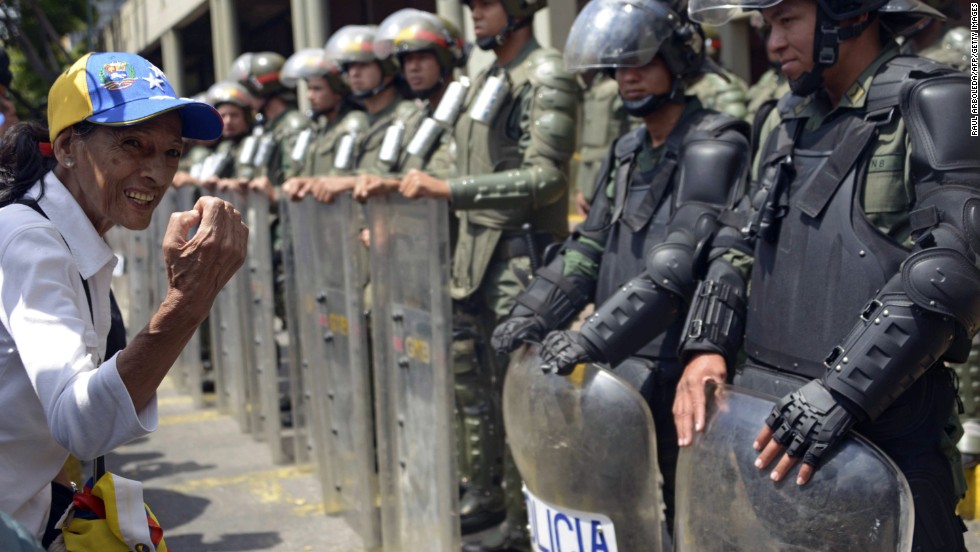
[255,71,281,84]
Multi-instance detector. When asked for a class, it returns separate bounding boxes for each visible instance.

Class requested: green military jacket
[394,100,457,180]
[745,68,790,124]
[253,107,311,184]
[450,38,579,299]
[297,107,368,178]
[575,73,634,200]
[353,96,417,174]
[688,68,749,119]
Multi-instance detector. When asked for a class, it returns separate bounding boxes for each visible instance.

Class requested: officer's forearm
[447,166,566,210]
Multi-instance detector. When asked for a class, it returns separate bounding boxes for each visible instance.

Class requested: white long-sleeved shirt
[0,172,158,536]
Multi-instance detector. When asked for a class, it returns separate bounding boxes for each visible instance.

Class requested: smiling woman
[0,52,248,547]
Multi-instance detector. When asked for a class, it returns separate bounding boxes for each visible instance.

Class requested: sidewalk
[107,378,365,552]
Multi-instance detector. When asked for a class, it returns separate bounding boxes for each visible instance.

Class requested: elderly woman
[0,52,248,545]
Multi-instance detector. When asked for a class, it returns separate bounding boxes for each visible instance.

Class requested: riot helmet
[565,0,706,116]
[207,80,255,134]
[325,25,399,100]
[375,9,467,99]
[463,0,549,50]
[229,51,290,98]
[687,0,940,95]
[281,47,349,97]
[878,0,946,37]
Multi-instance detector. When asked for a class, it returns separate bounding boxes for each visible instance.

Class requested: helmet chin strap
[476,15,533,51]
[351,76,394,101]
[621,79,684,118]
[790,8,875,97]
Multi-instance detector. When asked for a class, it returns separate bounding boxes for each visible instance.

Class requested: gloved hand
[540,330,592,375]
[765,379,857,467]
[491,316,547,354]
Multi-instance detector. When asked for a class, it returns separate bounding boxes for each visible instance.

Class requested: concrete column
[292,0,330,50]
[718,20,752,82]
[161,29,185,95]
[546,0,577,53]
[209,0,240,81]
[435,0,465,35]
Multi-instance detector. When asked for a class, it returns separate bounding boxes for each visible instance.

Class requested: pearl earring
[64,157,74,168]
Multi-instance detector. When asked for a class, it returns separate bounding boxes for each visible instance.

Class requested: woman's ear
[52,130,74,168]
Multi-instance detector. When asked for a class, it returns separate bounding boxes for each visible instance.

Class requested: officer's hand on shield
[491,316,548,354]
[172,171,200,189]
[310,175,356,204]
[574,191,591,216]
[539,330,592,376]
[753,379,857,485]
[400,168,450,200]
[217,177,248,192]
[248,176,277,201]
[673,352,728,447]
[353,173,400,201]
[281,176,308,200]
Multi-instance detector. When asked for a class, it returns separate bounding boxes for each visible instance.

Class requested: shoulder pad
[340,110,369,136]
[527,48,579,93]
[613,126,646,159]
[865,54,957,114]
[902,73,980,173]
[278,110,312,134]
[394,99,420,121]
[688,110,750,141]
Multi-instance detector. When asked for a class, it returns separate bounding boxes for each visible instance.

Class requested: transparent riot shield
[172,186,205,407]
[308,194,381,548]
[674,383,913,552]
[245,190,293,464]
[278,196,309,464]
[148,188,184,386]
[368,195,458,551]
[504,345,664,552]
[212,188,255,433]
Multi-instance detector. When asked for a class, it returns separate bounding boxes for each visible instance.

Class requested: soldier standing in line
[305,25,415,206]
[228,52,311,197]
[674,0,979,547]
[352,8,468,200]
[184,81,257,189]
[492,0,751,538]
[280,47,367,200]
[905,0,970,70]
[397,0,579,548]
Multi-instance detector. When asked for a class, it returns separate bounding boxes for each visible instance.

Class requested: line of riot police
[107,0,980,550]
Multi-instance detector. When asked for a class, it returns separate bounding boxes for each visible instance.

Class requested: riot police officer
[229,51,311,196]
[305,25,415,205]
[194,81,257,189]
[397,0,579,548]
[353,8,468,200]
[675,0,979,547]
[491,0,750,535]
[280,47,367,200]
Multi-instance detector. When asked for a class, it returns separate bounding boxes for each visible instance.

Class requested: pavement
[113,377,980,552]
[107,378,365,552]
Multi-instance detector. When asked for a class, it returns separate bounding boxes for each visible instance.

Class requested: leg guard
[453,306,505,528]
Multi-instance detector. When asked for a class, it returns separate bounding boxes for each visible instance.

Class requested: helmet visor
[687,0,783,25]
[281,48,330,88]
[564,0,676,71]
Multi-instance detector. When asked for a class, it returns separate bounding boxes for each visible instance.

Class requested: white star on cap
[149,64,167,80]
[143,74,165,89]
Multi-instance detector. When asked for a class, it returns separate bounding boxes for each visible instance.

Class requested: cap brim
[87,96,224,141]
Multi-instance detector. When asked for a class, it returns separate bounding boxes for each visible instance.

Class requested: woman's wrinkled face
[67,112,183,233]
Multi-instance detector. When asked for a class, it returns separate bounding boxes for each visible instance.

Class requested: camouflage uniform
[575,72,635,202]
[745,67,790,124]
[687,67,750,119]
[451,29,578,546]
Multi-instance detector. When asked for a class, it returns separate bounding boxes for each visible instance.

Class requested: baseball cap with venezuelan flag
[47,52,222,143]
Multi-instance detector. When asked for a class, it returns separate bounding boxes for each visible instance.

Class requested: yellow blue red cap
[47,52,223,143]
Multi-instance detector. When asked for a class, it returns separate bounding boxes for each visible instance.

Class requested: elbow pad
[577,232,698,366]
[448,165,566,210]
